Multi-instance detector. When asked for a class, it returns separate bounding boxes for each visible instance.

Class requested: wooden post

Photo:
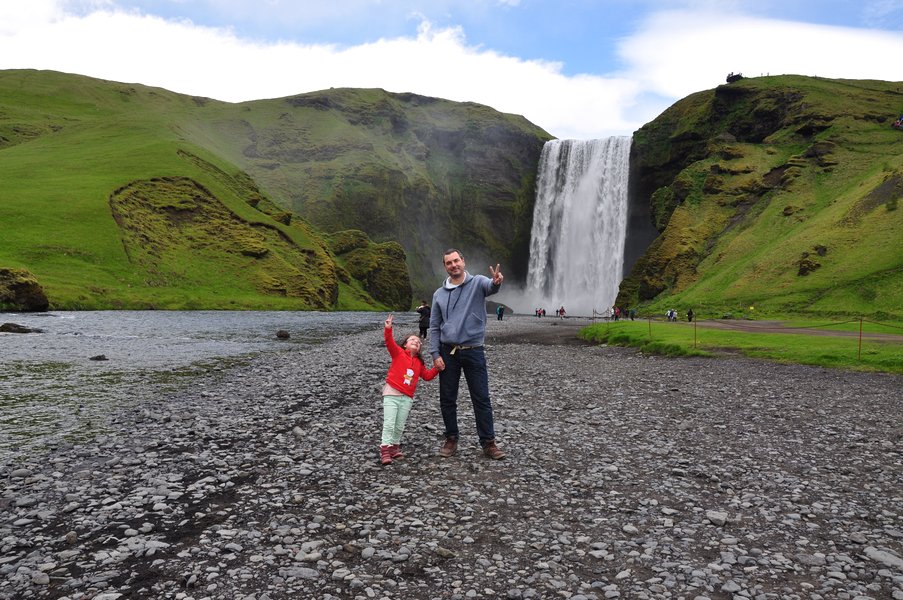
[858,318,863,360]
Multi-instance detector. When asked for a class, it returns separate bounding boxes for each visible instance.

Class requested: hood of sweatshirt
[443,271,473,290]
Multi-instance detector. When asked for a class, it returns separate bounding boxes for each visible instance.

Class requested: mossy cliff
[620,75,903,318]
[184,88,552,299]
[328,230,412,311]
[0,70,546,310]
[0,267,49,312]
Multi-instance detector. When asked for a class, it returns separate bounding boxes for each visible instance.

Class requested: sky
[2,0,902,140]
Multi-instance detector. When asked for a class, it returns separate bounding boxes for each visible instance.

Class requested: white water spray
[522,137,631,316]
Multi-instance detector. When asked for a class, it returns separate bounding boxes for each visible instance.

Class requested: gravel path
[2,316,901,600]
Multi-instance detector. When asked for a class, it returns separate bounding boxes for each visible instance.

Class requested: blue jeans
[439,345,496,446]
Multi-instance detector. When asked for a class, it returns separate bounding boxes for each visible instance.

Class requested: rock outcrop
[0,268,49,312]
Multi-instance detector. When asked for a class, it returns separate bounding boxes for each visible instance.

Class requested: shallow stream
[0,310,390,462]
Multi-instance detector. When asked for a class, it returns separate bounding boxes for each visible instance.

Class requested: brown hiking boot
[438,438,457,458]
[482,441,506,460]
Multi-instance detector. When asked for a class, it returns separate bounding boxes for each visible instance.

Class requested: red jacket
[384,327,438,397]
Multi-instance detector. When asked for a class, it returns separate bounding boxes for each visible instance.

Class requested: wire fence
[586,313,903,362]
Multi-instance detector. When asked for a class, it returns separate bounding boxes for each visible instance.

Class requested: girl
[379,314,438,465]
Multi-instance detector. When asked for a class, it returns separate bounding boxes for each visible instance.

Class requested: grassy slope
[178,88,551,299]
[623,76,903,319]
[578,319,903,374]
[0,70,381,310]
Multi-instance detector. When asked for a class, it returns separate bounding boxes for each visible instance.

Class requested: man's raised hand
[489,264,504,286]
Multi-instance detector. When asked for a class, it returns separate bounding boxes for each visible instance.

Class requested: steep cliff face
[620,76,903,317]
[191,88,552,299]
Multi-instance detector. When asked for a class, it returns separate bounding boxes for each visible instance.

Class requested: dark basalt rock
[0,322,43,333]
[0,268,49,312]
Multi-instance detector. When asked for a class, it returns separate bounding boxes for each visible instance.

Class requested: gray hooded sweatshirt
[428,272,500,358]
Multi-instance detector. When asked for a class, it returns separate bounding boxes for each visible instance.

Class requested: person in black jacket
[416,299,431,339]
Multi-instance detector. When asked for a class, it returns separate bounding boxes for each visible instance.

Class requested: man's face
[444,252,465,277]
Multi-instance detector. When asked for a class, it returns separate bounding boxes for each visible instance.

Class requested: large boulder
[0,268,49,312]
[330,231,412,310]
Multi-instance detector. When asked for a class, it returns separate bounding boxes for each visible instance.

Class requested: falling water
[524,137,631,316]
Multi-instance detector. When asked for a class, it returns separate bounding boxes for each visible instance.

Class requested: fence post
[648,317,652,340]
[694,318,697,348]
[858,317,863,360]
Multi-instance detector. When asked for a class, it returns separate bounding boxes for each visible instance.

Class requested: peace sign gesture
[489,264,504,286]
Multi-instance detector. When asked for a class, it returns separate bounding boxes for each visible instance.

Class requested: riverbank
[2,316,902,599]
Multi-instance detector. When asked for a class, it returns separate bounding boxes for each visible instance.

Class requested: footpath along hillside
[1,316,902,600]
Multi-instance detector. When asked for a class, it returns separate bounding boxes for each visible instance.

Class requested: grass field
[578,317,903,374]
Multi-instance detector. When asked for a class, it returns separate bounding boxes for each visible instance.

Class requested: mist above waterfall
[513,137,631,316]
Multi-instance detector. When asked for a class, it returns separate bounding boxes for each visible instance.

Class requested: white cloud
[620,10,903,100]
[1,2,901,140]
[0,2,639,138]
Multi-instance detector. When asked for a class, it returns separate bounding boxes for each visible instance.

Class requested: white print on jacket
[404,368,414,385]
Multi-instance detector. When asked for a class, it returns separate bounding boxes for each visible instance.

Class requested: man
[428,248,505,460]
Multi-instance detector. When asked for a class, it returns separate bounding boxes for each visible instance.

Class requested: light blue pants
[381,394,413,446]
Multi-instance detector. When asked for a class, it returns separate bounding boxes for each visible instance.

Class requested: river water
[0,310,389,463]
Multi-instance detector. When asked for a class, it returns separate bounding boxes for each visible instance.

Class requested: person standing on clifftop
[429,249,506,460]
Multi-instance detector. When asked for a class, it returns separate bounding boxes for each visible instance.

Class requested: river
[0,310,390,463]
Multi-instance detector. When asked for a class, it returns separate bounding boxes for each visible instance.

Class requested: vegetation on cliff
[0,70,545,310]
[0,267,48,312]
[180,87,552,299]
[620,75,903,319]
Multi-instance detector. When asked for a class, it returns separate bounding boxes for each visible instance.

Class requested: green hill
[177,86,552,299]
[620,75,903,319]
[3,70,900,318]
[0,70,549,310]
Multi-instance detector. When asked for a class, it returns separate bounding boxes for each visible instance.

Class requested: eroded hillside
[620,76,903,318]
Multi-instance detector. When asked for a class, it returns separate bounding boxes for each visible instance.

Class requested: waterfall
[524,137,631,316]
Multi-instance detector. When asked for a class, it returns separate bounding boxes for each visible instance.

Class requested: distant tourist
[378,314,438,465]
[496,305,505,321]
[687,308,695,322]
[559,306,566,319]
[416,299,431,339]
[429,248,506,460]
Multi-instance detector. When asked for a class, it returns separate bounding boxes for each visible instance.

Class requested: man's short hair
[443,248,463,260]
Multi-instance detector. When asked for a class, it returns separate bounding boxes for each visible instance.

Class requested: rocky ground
[1,316,901,600]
